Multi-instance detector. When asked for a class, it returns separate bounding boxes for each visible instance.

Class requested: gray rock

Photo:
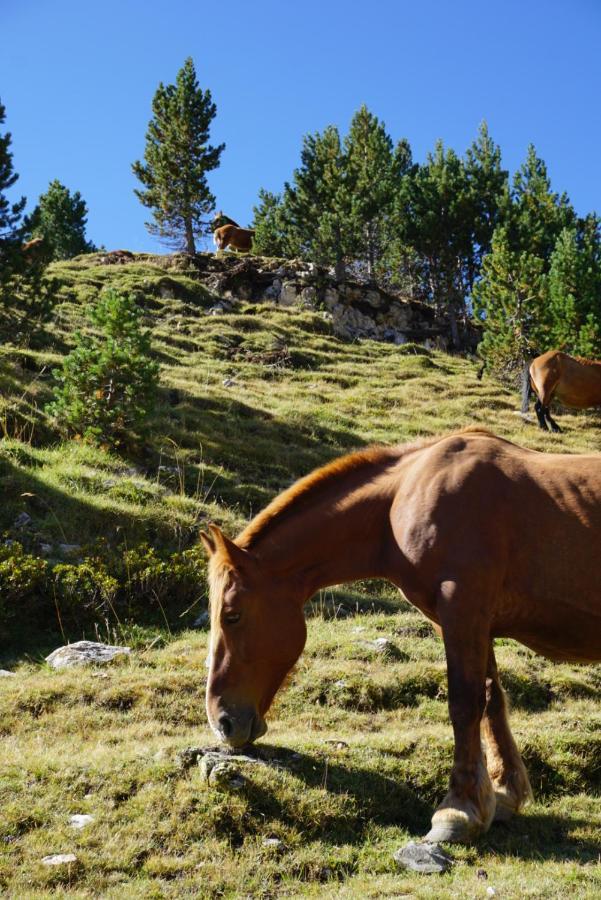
[45,641,131,670]
[279,281,299,307]
[177,746,206,769]
[200,757,246,790]
[14,511,32,529]
[0,670,15,677]
[192,610,209,629]
[41,853,78,867]
[262,837,284,851]
[58,543,81,557]
[69,814,94,829]
[393,841,453,874]
[39,543,53,556]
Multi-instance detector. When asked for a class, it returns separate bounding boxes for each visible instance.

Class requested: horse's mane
[237,445,399,549]
[207,427,502,612]
[573,355,601,367]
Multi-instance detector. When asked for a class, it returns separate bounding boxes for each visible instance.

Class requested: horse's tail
[522,358,535,414]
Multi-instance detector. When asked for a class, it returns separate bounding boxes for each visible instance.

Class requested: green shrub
[47,289,159,446]
[0,542,47,620]
[122,543,206,618]
[52,560,119,621]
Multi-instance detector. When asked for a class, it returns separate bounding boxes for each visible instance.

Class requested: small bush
[47,289,159,446]
[0,541,207,638]
[0,542,48,621]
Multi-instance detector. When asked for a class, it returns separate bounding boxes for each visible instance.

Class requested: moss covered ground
[0,253,600,897]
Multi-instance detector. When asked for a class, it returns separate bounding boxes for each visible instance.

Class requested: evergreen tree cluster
[253,112,601,367]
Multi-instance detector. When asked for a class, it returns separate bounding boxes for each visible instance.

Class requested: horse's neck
[245,471,396,596]
[217,214,240,228]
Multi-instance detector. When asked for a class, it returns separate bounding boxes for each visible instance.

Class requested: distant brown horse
[530,349,601,432]
[212,212,254,252]
[20,236,47,263]
[213,223,254,253]
[201,428,601,843]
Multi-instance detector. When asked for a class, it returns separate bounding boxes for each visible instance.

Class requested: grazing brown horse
[201,428,601,843]
[530,349,601,432]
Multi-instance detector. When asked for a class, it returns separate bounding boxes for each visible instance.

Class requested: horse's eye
[224,612,241,626]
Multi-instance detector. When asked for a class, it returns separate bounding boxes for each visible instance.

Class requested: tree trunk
[335,257,346,282]
[184,219,196,255]
[448,304,460,349]
[520,359,531,413]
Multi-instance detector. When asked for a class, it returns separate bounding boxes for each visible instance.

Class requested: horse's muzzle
[215,708,267,748]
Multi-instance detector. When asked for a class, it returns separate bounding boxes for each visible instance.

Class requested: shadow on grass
[205,742,601,862]
[149,386,364,510]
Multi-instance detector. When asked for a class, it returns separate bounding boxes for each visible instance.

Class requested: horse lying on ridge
[201,428,601,844]
[530,349,601,432]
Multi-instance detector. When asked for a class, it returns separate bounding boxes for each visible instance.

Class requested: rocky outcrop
[178,254,460,349]
[97,252,476,350]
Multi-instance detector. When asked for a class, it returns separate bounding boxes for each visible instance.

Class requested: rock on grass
[45,641,131,670]
[393,841,453,874]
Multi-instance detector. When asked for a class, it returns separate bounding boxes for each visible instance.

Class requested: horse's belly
[498,596,601,663]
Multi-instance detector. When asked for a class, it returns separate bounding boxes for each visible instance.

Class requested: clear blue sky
[2,0,600,252]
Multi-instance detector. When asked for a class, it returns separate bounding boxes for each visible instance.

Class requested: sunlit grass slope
[1,253,600,897]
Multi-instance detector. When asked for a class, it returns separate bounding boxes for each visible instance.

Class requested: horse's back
[530,350,601,408]
[391,431,601,637]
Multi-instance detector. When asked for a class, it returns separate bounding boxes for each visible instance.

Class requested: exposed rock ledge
[97,251,478,350]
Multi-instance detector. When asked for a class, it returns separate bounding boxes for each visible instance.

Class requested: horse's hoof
[425,812,481,844]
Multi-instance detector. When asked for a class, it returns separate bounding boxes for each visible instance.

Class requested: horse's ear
[207,524,255,571]
[199,529,216,556]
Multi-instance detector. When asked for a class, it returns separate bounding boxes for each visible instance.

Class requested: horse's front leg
[482,644,532,821]
[426,580,496,843]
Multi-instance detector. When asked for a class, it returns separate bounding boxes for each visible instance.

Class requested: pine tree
[0,98,25,262]
[547,222,601,356]
[473,227,547,381]
[344,105,398,280]
[47,290,159,446]
[132,58,224,254]
[283,126,354,279]
[251,190,293,258]
[24,179,95,260]
[394,140,475,345]
[508,144,576,261]
[464,122,509,278]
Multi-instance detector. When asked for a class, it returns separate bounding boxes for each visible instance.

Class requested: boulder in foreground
[45,641,131,670]
[393,841,453,874]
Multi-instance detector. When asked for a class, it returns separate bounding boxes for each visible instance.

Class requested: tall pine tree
[473,226,547,385]
[344,105,399,280]
[547,221,601,356]
[132,58,224,254]
[24,179,95,260]
[0,99,25,262]
[508,144,576,260]
[283,126,354,279]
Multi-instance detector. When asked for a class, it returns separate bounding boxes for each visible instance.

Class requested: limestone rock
[200,757,245,790]
[393,841,453,874]
[45,641,131,670]
[69,814,94,829]
[41,853,78,867]
[0,670,15,677]
[279,281,299,307]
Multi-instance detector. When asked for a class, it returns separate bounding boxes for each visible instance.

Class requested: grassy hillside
[1,253,600,897]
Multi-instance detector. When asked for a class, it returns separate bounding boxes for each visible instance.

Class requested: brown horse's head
[200,525,307,748]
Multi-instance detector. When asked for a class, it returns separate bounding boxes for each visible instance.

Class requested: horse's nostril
[218,714,232,737]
